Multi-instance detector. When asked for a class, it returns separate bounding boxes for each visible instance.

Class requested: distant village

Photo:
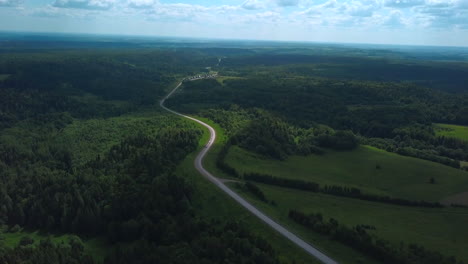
[184,72,218,82]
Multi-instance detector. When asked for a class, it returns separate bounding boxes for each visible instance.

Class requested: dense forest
[164,47,468,263]
[2,37,468,264]
[167,64,468,168]
[0,48,282,263]
[0,237,95,264]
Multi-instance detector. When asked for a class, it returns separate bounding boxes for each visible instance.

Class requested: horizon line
[1,30,468,49]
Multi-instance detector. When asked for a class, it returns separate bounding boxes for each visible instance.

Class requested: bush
[244,182,268,202]
[19,236,34,246]
[318,130,359,150]
[244,172,442,208]
[9,224,21,233]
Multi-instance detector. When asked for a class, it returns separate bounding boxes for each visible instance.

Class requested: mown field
[229,182,468,263]
[225,145,468,202]
[435,123,468,142]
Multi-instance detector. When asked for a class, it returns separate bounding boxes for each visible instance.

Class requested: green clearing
[229,182,468,263]
[215,75,245,83]
[225,145,468,201]
[55,110,185,166]
[462,161,468,169]
[0,228,108,262]
[435,123,468,142]
[0,74,10,81]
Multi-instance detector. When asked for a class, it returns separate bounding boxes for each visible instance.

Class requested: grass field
[229,182,468,263]
[435,123,468,142]
[56,110,197,166]
[225,145,468,202]
[221,142,468,262]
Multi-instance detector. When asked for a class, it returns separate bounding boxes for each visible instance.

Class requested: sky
[1,0,468,46]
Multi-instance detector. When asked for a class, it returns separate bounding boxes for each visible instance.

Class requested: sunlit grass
[225,145,468,201]
[435,123,468,142]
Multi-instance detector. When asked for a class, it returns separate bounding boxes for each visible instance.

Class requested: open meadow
[435,123,468,142]
[225,145,468,202]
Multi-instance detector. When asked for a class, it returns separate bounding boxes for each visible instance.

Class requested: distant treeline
[0,50,217,130]
[167,71,468,166]
[244,172,443,208]
[363,136,464,169]
[289,210,462,264]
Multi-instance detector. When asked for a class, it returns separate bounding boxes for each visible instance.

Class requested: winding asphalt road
[160,81,339,264]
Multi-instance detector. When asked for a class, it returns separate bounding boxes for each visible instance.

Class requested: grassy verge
[225,145,468,201]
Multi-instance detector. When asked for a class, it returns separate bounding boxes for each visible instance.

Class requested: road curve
[160,81,339,264]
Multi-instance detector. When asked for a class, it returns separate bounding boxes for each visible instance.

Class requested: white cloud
[414,0,468,28]
[151,4,200,17]
[275,0,299,7]
[4,0,468,46]
[24,4,104,19]
[128,0,156,9]
[142,3,220,23]
[456,0,468,9]
[382,10,406,26]
[296,0,381,28]
[52,0,117,10]
[344,1,380,17]
[242,0,264,10]
[256,10,280,20]
[384,0,425,8]
[0,0,21,7]
[216,5,240,13]
[296,0,335,18]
